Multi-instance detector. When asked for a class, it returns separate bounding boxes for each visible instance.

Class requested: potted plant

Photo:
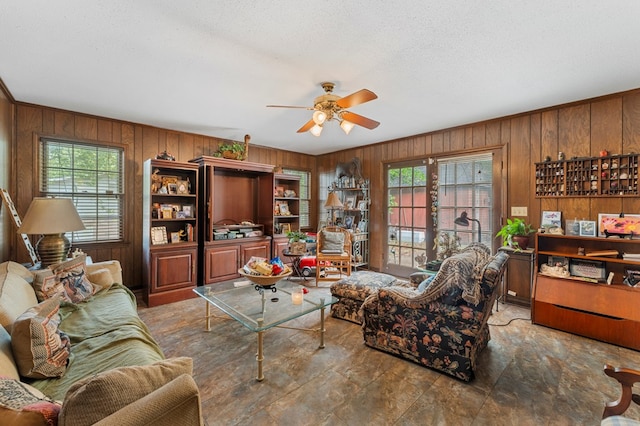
[214,141,246,160]
[496,218,535,249]
[286,230,308,255]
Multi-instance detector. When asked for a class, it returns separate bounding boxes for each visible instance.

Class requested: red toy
[299,256,316,277]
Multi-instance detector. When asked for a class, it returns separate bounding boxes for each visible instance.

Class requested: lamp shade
[18,198,85,235]
[340,120,355,135]
[324,192,344,209]
[310,124,323,137]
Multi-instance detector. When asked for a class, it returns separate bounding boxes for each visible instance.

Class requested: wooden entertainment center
[532,233,640,350]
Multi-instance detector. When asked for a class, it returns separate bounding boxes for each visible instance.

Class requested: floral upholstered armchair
[360,244,509,382]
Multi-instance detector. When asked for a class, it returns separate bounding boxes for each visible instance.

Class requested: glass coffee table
[193,279,337,381]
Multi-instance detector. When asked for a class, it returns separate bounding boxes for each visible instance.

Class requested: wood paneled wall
[11,103,315,289]
[7,88,640,283]
[0,81,13,263]
[317,89,640,271]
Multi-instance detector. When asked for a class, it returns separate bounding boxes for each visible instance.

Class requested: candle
[292,289,303,305]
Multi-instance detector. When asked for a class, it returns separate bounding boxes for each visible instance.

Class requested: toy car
[299,256,316,277]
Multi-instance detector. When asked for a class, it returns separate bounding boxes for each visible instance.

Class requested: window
[283,168,310,228]
[40,138,124,243]
[386,160,428,273]
[437,153,493,246]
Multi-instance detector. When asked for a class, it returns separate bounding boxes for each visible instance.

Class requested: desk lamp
[454,211,482,243]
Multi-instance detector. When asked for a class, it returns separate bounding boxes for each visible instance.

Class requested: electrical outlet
[511,206,528,216]
[507,290,517,296]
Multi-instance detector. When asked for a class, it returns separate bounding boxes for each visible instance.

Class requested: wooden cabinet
[498,246,534,306]
[190,156,274,284]
[532,233,640,350]
[535,153,639,198]
[274,173,301,235]
[143,159,199,306]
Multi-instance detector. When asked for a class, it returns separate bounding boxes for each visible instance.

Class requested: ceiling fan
[267,82,380,136]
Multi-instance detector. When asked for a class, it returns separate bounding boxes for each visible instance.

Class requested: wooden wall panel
[623,91,640,153]
[591,98,622,154]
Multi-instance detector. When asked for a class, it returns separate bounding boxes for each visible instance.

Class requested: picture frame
[357,219,368,232]
[277,201,289,216]
[357,199,368,211]
[344,196,357,210]
[344,215,354,229]
[281,223,291,234]
[167,183,178,194]
[176,180,190,194]
[570,258,606,280]
[182,205,193,218]
[541,211,562,228]
[565,220,580,236]
[598,213,640,237]
[170,232,181,243]
[579,220,596,237]
[151,226,168,245]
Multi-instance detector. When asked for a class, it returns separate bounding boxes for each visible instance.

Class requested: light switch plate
[511,206,528,216]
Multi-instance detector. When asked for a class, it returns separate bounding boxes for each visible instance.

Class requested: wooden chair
[602,364,640,424]
[315,226,351,286]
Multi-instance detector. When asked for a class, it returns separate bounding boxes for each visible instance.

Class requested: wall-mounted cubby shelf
[535,154,639,198]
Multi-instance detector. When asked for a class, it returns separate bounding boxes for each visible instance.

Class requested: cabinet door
[504,252,533,306]
[204,245,240,284]
[241,240,271,264]
[150,248,197,293]
[273,237,290,264]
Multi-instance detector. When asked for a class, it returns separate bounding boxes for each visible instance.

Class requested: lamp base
[36,233,71,268]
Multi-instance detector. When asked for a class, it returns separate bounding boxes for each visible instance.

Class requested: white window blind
[40,138,124,243]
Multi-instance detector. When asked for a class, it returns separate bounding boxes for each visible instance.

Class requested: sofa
[0,257,203,425]
[360,244,509,381]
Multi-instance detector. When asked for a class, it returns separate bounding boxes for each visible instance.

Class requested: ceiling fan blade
[336,89,378,109]
[266,105,313,109]
[297,119,316,133]
[341,111,380,130]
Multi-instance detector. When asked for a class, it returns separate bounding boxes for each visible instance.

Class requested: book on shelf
[584,250,619,257]
[622,253,640,260]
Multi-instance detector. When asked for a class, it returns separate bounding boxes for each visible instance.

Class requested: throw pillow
[0,272,39,333]
[31,269,65,303]
[417,274,436,292]
[86,268,114,293]
[322,231,345,252]
[59,357,193,425]
[0,377,61,426]
[11,296,71,379]
[51,255,95,303]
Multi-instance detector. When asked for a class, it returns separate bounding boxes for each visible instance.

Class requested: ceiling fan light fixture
[310,124,323,137]
[312,110,327,125]
[340,119,355,135]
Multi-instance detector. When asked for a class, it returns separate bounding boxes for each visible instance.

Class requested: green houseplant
[496,218,535,249]
[213,141,246,160]
[286,230,308,255]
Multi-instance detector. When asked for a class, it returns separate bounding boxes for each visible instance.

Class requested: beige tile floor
[138,281,640,425]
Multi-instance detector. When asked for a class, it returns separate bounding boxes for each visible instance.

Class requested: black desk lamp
[454,211,482,242]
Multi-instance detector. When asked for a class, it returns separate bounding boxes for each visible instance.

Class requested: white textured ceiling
[1,1,640,155]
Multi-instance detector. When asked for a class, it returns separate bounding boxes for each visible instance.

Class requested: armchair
[360,245,508,381]
[602,364,640,425]
[316,226,352,285]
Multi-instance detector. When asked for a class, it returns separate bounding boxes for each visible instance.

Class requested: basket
[237,269,292,287]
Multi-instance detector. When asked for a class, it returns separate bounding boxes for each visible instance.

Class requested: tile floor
[137,281,640,425]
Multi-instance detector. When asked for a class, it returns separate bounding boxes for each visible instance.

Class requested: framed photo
[182,205,193,218]
[570,259,606,280]
[151,226,168,245]
[541,211,562,228]
[170,232,181,243]
[357,199,368,211]
[167,183,178,194]
[579,220,596,237]
[344,215,354,229]
[598,213,640,237]
[277,201,289,216]
[357,219,368,232]
[176,180,190,194]
[344,196,357,210]
[565,220,580,236]
[281,223,291,234]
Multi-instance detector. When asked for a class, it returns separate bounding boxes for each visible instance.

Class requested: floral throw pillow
[51,255,95,303]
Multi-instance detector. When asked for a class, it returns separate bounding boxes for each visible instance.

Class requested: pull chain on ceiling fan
[267,82,380,137]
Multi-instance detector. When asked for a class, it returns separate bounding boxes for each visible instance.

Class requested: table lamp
[454,211,482,243]
[324,192,343,226]
[18,197,86,267]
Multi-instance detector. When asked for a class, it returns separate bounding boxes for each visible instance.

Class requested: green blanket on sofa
[28,284,164,400]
